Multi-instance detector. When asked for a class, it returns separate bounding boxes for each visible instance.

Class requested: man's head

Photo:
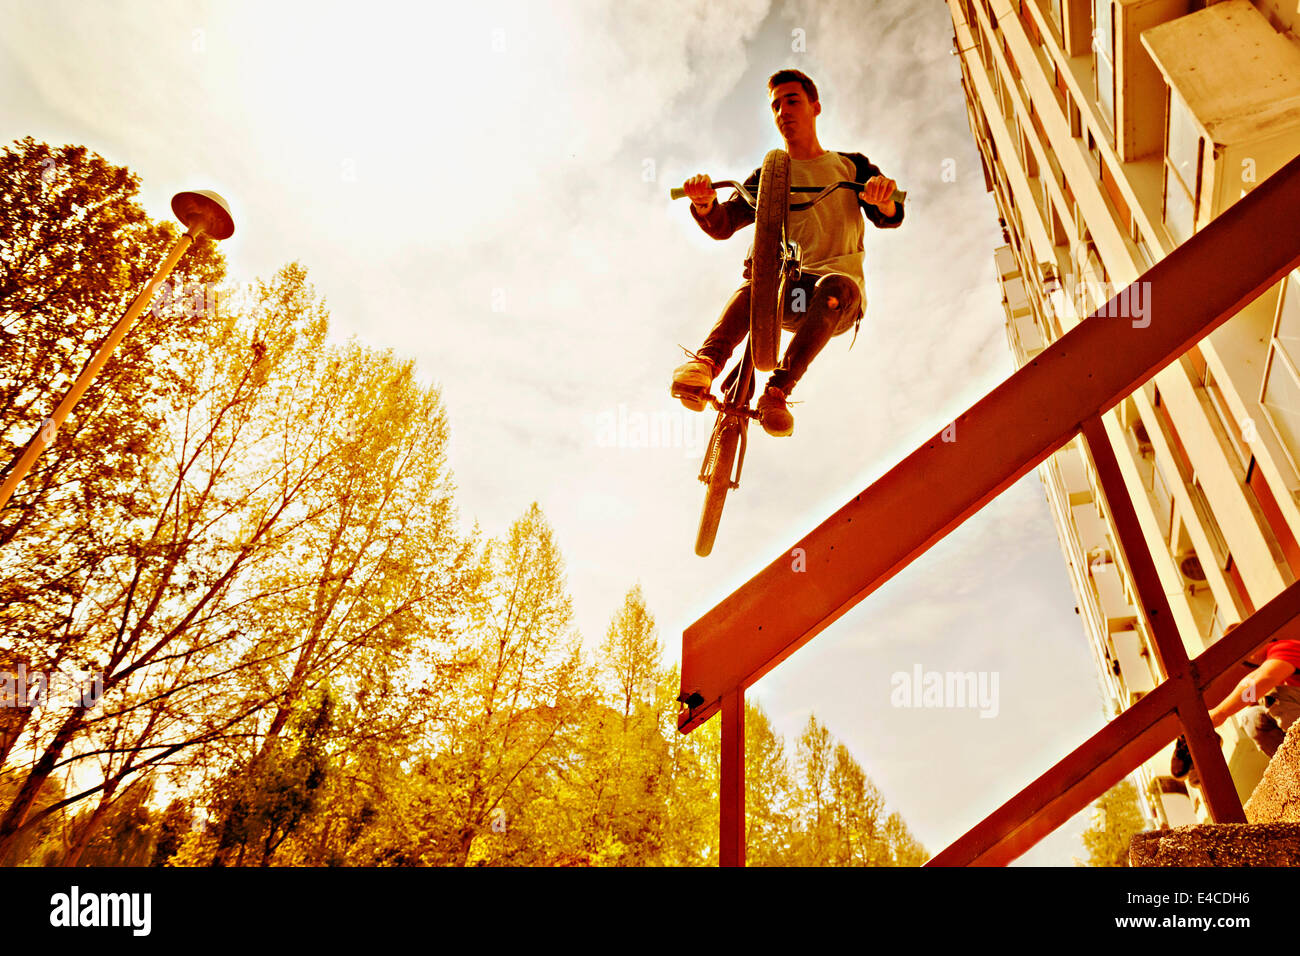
[768,69,820,147]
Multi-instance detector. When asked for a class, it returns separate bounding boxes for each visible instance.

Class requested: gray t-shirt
[788,151,869,304]
[689,149,905,316]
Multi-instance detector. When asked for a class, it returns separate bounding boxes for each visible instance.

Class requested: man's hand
[683,173,717,213]
[860,174,897,216]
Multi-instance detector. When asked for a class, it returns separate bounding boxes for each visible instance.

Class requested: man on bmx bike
[671,68,905,437]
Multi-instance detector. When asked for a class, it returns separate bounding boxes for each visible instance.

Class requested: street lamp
[0,189,235,513]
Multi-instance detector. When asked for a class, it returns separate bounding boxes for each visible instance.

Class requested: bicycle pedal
[671,384,709,411]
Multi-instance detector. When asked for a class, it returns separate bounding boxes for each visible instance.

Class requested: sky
[1,0,1115,865]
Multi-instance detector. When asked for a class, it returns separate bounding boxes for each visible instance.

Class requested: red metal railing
[677,150,1300,867]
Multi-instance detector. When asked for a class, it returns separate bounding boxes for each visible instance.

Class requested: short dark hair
[768,69,818,103]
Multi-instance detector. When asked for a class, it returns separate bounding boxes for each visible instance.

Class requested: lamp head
[171,190,235,240]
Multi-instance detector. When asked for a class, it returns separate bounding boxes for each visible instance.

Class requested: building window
[1163,86,1203,245]
[1164,168,1195,243]
[1167,86,1201,189]
[1101,157,1132,233]
[1094,0,1115,135]
[1262,271,1300,475]
[1262,350,1300,473]
[1225,555,1256,615]
[1004,35,1017,82]
[1188,478,1230,569]
[1045,187,1068,246]
[1046,0,1063,34]
[1048,62,1068,119]
[1020,2,1042,46]
[1150,456,1174,544]
[1209,604,1226,643]
[1019,119,1038,177]
[1275,268,1300,359]
[1133,224,1158,270]
[1245,459,1300,579]
[1201,365,1251,471]
[1153,387,1193,478]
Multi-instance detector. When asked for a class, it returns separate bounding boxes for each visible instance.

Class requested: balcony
[1110,626,1156,692]
[1089,548,1139,629]
[1105,0,1193,161]
[1142,1,1300,242]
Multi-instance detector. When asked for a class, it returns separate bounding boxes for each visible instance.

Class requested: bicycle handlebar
[669,179,906,208]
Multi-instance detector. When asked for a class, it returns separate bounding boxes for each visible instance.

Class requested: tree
[658,664,718,866]
[209,689,334,867]
[792,714,834,864]
[61,776,158,866]
[827,742,888,866]
[550,584,673,864]
[420,502,587,866]
[1079,778,1146,867]
[786,713,925,866]
[0,261,475,863]
[883,810,929,866]
[0,137,226,782]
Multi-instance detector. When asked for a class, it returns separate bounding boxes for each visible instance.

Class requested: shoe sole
[757,401,793,437]
[671,383,709,412]
[758,411,793,437]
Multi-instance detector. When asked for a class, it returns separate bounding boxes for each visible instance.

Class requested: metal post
[0,190,233,514]
[0,233,192,511]
[719,687,745,867]
[1080,414,1245,822]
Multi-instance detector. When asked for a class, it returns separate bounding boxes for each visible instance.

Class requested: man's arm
[845,152,904,229]
[1209,658,1297,726]
[690,167,760,240]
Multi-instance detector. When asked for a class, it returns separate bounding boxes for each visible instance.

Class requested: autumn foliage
[0,138,925,866]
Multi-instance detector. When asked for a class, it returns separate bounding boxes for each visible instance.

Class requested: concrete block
[1130,823,1300,866]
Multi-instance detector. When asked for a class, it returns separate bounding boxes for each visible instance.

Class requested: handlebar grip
[891,188,907,204]
[669,186,688,200]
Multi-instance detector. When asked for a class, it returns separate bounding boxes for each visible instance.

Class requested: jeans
[1242,684,1300,758]
[696,271,864,396]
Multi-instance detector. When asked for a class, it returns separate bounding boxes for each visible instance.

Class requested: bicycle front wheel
[750,148,790,372]
[695,419,741,557]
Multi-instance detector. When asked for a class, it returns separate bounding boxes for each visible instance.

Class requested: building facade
[943,0,1300,827]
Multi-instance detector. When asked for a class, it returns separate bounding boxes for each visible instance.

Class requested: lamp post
[0,190,235,513]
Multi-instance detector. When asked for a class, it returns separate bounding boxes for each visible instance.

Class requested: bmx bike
[669,149,906,556]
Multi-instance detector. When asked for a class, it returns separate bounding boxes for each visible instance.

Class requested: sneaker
[1170,736,1194,780]
[757,385,793,437]
[1170,731,1222,782]
[671,349,719,411]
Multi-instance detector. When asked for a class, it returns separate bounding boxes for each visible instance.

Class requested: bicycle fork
[698,346,759,490]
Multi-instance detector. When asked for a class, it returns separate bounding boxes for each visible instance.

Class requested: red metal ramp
[677,150,1300,866]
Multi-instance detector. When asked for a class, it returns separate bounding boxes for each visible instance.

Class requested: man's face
[769,81,820,140]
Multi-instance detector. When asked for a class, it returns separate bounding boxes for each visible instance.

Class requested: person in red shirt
[1172,637,1300,778]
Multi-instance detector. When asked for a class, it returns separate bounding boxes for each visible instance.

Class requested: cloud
[1,0,1103,864]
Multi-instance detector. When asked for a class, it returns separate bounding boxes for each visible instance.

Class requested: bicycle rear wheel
[694,418,741,557]
[750,148,790,372]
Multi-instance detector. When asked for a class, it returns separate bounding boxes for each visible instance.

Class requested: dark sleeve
[690,166,760,240]
[847,152,905,229]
